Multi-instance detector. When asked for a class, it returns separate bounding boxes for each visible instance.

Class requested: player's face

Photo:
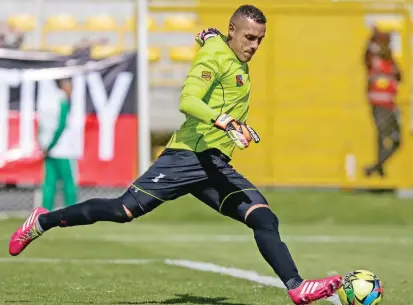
[229,18,266,63]
[60,79,73,96]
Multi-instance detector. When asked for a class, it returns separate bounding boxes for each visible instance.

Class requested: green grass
[0,190,412,305]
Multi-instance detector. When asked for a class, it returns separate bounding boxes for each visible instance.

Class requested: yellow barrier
[191,1,412,189]
[35,1,413,189]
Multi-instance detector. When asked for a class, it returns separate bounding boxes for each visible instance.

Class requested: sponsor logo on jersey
[201,71,212,81]
[236,75,243,87]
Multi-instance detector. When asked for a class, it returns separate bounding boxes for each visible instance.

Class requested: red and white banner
[0,50,138,187]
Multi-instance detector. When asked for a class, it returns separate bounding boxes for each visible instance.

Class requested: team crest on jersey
[201,71,211,81]
[236,75,243,87]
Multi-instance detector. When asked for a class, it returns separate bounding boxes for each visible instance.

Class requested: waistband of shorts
[198,148,231,162]
[163,148,231,162]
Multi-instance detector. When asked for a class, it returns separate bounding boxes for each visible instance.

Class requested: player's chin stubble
[241,54,252,63]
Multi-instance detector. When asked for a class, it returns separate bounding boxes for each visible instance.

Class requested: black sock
[286,277,304,290]
[38,197,130,232]
[246,208,303,287]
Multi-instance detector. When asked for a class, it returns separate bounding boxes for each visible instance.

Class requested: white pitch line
[165,259,342,305]
[0,257,342,304]
[284,235,413,244]
[0,257,156,264]
[7,234,411,244]
[165,259,285,287]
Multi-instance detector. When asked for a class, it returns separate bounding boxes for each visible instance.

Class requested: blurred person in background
[0,21,24,49]
[37,78,77,211]
[364,24,402,178]
[72,37,109,59]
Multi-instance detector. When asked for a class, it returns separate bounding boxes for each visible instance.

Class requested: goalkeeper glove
[214,114,260,150]
[195,28,220,46]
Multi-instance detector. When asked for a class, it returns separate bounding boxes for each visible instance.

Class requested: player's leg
[9,184,136,256]
[9,149,201,256]
[57,158,77,207]
[376,106,401,167]
[191,184,301,285]
[233,193,341,304]
[366,105,387,176]
[194,188,342,304]
[192,150,342,304]
[36,149,203,229]
[366,106,401,177]
[192,152,302,285]
[41,157,58,211]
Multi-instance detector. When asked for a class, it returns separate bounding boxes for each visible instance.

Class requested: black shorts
[123,148,267,222]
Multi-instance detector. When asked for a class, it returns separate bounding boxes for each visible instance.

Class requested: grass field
[0,190,412,305]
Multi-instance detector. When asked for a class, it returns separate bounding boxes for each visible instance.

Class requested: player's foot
[377,165,385,177]
[288,275,342,305]
[364,165,376,177]
[364,164,386,178]
[9,207,48,256]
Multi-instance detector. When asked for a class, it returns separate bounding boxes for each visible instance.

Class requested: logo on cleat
[300,282,319,296]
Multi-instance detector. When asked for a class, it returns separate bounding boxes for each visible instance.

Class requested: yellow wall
[198,2,413,188]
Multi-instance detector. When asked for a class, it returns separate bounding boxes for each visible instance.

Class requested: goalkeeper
[37,78,77,211]
[9,5,341,305]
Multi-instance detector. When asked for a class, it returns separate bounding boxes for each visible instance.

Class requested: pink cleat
[9,207,48,256]
[288,275,342,305]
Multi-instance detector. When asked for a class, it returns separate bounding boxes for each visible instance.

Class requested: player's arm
[180,88,258,149]
[364,40,375,70]
[45,98,70,153]
[391,56,402,82]
[178,53,220,123]
[178,31,222,124]
[179,53,258,149]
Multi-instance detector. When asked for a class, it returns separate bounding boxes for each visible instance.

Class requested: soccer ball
[338,270,384,305]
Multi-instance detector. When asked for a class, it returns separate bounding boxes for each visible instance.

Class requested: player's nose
[250,41,259,52]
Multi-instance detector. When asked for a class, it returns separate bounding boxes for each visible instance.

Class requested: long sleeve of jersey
[167,34,251,158]
[179,50,221,124]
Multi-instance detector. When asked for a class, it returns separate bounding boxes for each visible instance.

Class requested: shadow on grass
[4,293,252,305]
[115,293,251,305]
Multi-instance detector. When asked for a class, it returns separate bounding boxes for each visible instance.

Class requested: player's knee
[244,203,268,221]
[119,191,147,219]
[245,205,279,233]
[104,198,133,223]
[122,205,133,219]
[75,197,133,224]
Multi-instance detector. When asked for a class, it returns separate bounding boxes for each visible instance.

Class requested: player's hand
[195,28,220,46]
[239,122,260,144]
[214,114,259,150]
[38,145,48,158]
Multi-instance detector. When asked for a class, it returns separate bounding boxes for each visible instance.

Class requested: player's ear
[228,22,235,38]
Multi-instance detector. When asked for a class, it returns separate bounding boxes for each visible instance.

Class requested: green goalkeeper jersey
[166,34,251,158]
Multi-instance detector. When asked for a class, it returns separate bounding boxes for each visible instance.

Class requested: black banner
[0,49,137,114]
[0,49,139,187]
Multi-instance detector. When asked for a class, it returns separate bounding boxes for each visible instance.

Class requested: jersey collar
[219,34,244,65]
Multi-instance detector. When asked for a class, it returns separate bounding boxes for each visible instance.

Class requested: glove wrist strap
[214,114,234,130]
